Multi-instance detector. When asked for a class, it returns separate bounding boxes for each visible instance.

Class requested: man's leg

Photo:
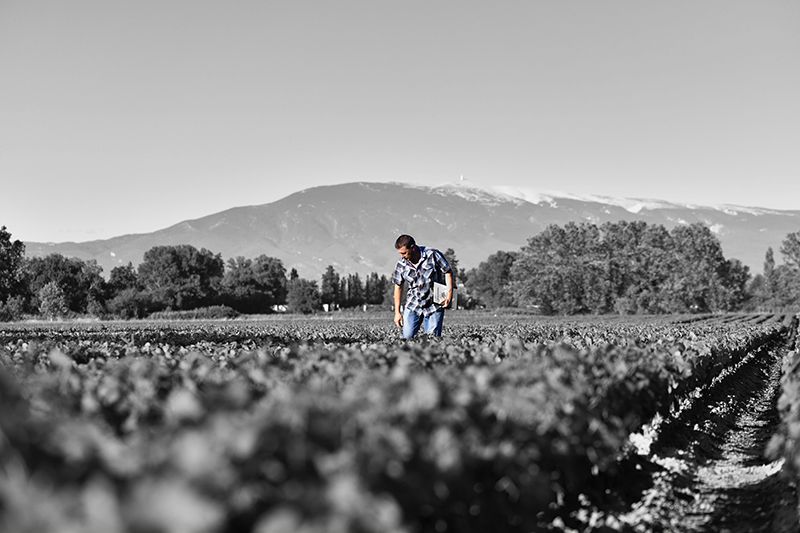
[402,309,422,339]
[423,309,445,337]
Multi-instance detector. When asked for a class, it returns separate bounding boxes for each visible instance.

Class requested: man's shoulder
[420,246,439,256]
[426,247,447,259]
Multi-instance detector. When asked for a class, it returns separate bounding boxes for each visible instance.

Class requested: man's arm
[442,271,454,309]
[393,283,404,328]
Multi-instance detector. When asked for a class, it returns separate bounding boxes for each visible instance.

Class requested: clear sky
[1,1,799,243]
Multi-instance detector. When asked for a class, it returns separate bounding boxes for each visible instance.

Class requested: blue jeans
[402,308,445,339]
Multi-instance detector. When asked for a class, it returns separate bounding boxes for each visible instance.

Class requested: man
[391,234,454,339]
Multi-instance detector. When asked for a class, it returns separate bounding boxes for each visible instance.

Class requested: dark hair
[395,234,416,249]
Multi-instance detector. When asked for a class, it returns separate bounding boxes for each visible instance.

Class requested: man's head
[395,234,418,261]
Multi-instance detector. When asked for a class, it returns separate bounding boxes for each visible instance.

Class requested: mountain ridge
[24,181,799,279]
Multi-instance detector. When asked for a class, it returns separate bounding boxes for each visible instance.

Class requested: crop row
[0,314,793,532]
[769,313,800,514]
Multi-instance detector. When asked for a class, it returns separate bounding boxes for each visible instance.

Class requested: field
[1,311,799,533]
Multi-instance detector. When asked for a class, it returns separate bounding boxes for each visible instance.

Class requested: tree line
[463,221,800,314]
[0,226,391,320]
[1,221,798,320]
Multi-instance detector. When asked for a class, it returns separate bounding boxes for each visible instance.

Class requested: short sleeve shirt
[392,246,452,317]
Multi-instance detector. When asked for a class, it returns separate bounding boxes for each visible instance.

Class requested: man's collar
[402,245,427,266]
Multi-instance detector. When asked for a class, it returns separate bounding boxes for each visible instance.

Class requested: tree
[38,281,68,320]
[286,278,321,314]
[24,254,105,313]
[108,263,139,297]
[0,226,25,304]
[105,288,154,319]
[443,248,466,287]
[768,265,800,310]
[138,245,224,310]
[511,223,609,314]
[467,251,518,308]
[764,247,776,278]
[220,255,287,313]
[510,221,749,315]
[364,272,388,305]
[0,296,26,322]
[342,273,365,308]
[320,265,341,307]
[753,236,800,310]
[609,223,675,314]
[666,223,742,312]
[780,231,800,269]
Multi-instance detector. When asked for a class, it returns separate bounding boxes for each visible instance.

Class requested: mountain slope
[24,181,799,278]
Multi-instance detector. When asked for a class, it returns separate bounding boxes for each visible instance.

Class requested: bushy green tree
[105,288,154,319]
[220,255,287,313]
[107,263,139,296]
[138,245,224,311]
[443,248,467,287]
[750,235,800,310]
[0,226,26,305]
[286,278,321,314]
[0,296,26,322]
[466,251,518,308]
[512,223,610,314]
[320,265,341,307]
[364,272,388,305]
[781,231,800,269]
[511,221,750,315]
[24,254,105,314]
[341,273,365,308]
[665,224,747,312]
[38,281,68,320]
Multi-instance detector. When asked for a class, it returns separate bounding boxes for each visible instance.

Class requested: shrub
[38,282,68,320]
[0,296,26,322]
[147,305,240,320]
[287,279,322,314]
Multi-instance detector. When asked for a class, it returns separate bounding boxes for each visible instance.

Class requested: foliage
[105,288,155,319]
[780,231,800,269]
[148,305,240,320]
[319,269,387,309]
[320,265,341,306]
[0,313,791,533]
[340,273,365,308]
[138,245,224,311]
[666,223,748,312]
[220,255,287,313]
[0,296,25,322]
[466,250,518,308]
[364,272,389,305]
[24,254,105,314]
[107,262,139,296]
[443,247,467,287]
[0,226,26,305]
[768,316,800,507]
[286,278,322,314]
[511,221,751,315]
[37,281,69,319]
[749,236,800,311]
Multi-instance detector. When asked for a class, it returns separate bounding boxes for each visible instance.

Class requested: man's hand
[394,311,403,329]
[442,294,453,309]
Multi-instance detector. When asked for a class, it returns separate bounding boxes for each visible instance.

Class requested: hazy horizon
[2,1,798,242]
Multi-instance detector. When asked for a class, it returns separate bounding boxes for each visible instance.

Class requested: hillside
[24,181,800,278]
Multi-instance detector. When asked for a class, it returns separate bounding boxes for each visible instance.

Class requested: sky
[1,1,799,243]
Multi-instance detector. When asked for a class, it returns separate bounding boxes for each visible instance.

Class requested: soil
[557,336,800,532]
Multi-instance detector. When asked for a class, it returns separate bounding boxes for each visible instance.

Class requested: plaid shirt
[392,246,452,317]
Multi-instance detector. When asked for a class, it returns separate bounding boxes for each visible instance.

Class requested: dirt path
[563,338,800,532]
